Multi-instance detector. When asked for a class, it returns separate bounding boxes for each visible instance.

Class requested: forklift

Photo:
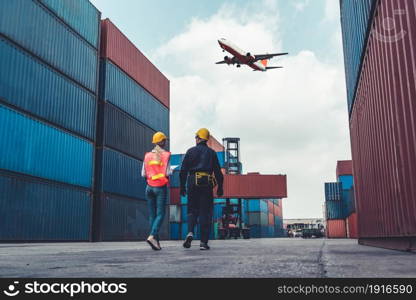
[218,199,250,239]
[217,138,250,239]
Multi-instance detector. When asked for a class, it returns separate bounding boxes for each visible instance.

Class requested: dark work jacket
[179,141,224,189]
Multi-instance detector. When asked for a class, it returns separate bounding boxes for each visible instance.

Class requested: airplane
[216,38,288,71]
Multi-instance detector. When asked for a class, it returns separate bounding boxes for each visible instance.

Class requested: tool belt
[194,172,217,188]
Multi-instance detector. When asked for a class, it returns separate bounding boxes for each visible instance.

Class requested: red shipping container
[336,160,353,178]
[347,213,358,239]
[170,188,180,205]
[326,219,347,238]
[274,204,282,217]
[268,213,275,225]
[207,135,224,152]
[350,0,416,240]
[100,19,170,108]
[221,174,287,198]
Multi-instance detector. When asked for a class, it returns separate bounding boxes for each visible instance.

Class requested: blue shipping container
[100,194,150,241]
[39,0,100,48]
[170,222,180,240]
[0,104,93,187]
[249,225,261,238]
[0,172,92,241]
[102,102,155,160]
[325,182,342,201]
[338,175,354,190]
[170,154,183,168]
[340,0,376,114]
[247,199,268,213]
[100,60,169,134]
[326,200,345,220]
[181,205,188,222]
[180,196,188,205]
[0,37,96,140]
[342,189,356,217]
[170,169,180,188]
[98,148,146,199]
[0,0,98,92]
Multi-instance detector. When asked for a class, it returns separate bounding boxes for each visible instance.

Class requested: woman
[142,132,171,250]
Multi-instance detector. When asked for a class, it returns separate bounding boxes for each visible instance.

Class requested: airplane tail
[261,59,268,67]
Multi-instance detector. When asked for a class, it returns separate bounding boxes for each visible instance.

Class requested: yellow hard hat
[195,128,210,140]
[152,131,167,144]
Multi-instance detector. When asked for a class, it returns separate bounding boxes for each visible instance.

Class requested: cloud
[324,0,340,22]
[155,1,350,219]
[293,0,311,12]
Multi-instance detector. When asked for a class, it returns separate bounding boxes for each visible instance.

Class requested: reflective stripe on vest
[144,151,171,187]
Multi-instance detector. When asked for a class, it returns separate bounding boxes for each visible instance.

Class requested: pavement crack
[317,239,327,278]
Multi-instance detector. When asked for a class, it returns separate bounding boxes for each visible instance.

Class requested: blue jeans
[146,185,167,239]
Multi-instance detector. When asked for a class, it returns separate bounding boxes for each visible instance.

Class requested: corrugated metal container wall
[350,0,416,238]
[0,173,92,241]
[102,102,155,160]
[169,188,181,205]
[38,0,100,48]
[181,205,188,222]
[336,160,353,178]
[326,219,347,238]
[324,182,342,201]
[100,19,170,108]
[0,104,93,187]
[169,170,180,188]
[98,148,146,199]
[340,0,376,113]
[100,194,169,241]
[326,200,345,220]
[0,37,96,140]
[170,223,180,240]
[99,60,169,133]
[342,189,355,216]
[0,0,98,92]
[222,174,287,198]
[347,212,358,238]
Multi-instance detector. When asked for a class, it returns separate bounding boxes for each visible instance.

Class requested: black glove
[217,186,224,197]
[180,186,186,197]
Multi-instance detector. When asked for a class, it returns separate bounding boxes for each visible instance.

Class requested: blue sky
[90,0,350,219]
[91,0,343,69]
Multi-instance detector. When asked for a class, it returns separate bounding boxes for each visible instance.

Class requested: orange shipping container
[326,219,347,238]
[347,213,358,239]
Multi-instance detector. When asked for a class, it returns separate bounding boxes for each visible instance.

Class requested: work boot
[199,242,210,250]
[146,235,161,251]
[183,233,193,248]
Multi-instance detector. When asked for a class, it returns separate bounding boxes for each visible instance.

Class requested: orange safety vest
[144,150,171,187]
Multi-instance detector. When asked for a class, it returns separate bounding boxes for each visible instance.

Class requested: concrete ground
[0,238,415,278]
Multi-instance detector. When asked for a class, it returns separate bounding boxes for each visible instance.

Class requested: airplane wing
[215,60,227,64]
[254,52,288,61]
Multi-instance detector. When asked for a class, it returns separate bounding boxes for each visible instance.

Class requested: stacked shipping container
[324,161,356,238]
[94,19,170,241]
[341,0,416,250]
[168,151,287,240]
[0,1,170,242]
[0,0,100,241]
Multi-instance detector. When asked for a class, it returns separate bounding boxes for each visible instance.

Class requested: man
[142,132,171,250]
[180,128,224,250]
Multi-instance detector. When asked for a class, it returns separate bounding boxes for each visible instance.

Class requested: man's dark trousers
[187,183,213,244]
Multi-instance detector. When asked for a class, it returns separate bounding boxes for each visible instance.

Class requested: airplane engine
[224,56,232,64]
